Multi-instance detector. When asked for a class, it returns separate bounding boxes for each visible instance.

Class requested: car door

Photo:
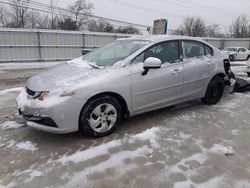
[131,40,184,115]
[182,40,215,100]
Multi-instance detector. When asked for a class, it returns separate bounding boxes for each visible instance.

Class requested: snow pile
[14,141,38,152]
[1,121,25,130]
[133,127,160,148]
[0,87,22,95]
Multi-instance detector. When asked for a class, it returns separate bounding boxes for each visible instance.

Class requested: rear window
[184,41,205,58]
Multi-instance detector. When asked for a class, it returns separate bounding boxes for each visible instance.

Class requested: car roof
[118,35,206,43]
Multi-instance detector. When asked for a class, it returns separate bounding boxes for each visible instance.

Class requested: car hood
[26,59,113,91]
[222,51,236,55]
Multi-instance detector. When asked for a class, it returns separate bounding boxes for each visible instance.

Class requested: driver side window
[133,41,180,64]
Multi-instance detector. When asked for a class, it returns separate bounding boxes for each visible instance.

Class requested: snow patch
[133,127,160,148]
[1,121,25,130]
[14,141,38,152]
[235,180,250,188]
[210,144,234,155]
[64,146,151,187]
[0,87,22,95]
[196,176,224,188]
[58,127,160,165]
[179,132,192,140]
[57,139,122,165]
[24,170,43,182]
[173,179,194,188]
[232,129,240,135]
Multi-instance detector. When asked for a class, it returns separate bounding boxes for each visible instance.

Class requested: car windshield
[82,40,149,67]
[224,48,237,52]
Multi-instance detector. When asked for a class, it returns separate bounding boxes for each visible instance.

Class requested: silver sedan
[17,35,226,137]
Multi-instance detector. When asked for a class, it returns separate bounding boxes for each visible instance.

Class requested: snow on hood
[26,59,113,91]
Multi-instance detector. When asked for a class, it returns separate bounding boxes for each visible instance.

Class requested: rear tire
[202,76,225,105]
[79,96,122,137]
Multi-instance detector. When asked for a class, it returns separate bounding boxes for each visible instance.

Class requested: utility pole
[50,0,54,29]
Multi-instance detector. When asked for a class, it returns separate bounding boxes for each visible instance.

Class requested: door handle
[172,69,182,75]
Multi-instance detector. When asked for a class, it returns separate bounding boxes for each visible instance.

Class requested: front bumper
[27,121,75,134]
[17,88,84,134]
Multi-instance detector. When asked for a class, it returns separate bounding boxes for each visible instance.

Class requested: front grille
[23,114,58,128]
[26,87,41,99]
[26,87,36,96]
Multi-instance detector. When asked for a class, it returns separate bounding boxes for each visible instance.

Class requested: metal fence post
[82,33,85,49]
[37,31,42,62]
[221,39,225,49]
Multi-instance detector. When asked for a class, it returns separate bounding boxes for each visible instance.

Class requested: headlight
[37,91,49,101]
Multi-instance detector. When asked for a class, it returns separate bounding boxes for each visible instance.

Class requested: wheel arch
[203,73,226,98]
[78,92,130,128]
[214,73,226,80]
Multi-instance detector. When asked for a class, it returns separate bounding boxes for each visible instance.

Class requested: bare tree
[10,0,30,28]
[206,24,224,38]
[230,14,249,38]
[36,14,51,29]
[115,25,140,34]
[0,6,9,27]
[88,19,114,32]
[175,16,206,37]
[69,0,93,30]
[27,9,43,28]
[58,17,77,30]
[50,0,60,29]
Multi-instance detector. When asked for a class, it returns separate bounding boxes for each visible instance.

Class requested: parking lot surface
[0,64,250,188]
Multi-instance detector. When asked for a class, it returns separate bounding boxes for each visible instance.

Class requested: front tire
[229,55,235,61]
[247,72,250,77]
[79,96,122,137]
[202,76,225,105]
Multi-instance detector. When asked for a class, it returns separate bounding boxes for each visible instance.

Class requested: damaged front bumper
[16,87,84,134]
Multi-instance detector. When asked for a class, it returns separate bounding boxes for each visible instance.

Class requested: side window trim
[204,44,214,56]
[182,40,213,58]
[132,40,181,64]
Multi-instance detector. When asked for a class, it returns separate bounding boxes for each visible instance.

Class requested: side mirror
[82,49,91,55]
[142,57,162,75]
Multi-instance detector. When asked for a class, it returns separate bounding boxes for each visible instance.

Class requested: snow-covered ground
[0,62,250,187]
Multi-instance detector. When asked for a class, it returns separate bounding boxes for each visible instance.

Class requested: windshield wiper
[87,62,101,69]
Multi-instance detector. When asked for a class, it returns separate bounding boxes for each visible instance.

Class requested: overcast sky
[37,0,250,32]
